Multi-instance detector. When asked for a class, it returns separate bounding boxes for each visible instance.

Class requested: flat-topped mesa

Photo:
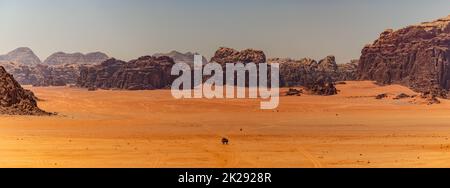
[358,14,450,97]
[210,47,266,65]
[0,66,50,115]
[77,56,176,90]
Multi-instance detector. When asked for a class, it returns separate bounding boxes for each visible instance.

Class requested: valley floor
[1,81,450,167]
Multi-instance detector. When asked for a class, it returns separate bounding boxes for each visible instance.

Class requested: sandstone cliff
[358,15,450,97]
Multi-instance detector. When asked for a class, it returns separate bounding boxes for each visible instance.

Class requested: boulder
[375,93,388,100]
[285,88,303,96]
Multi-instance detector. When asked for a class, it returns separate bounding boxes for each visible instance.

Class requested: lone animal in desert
[222,138,229,145]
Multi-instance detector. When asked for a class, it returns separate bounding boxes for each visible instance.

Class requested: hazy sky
[0,0,449,63]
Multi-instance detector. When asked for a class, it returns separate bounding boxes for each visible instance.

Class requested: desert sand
[1,81,450,168]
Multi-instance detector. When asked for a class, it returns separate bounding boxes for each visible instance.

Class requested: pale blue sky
[0,0,449,63]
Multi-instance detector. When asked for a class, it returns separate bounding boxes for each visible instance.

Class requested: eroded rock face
[336,60,359,81]
[358,15,450,97]
[43,52,109,65]
[0,47,41,65]
[77,56,176,90]
[0,66,49,115]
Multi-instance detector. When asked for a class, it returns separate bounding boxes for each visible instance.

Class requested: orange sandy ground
[1,81,450,168]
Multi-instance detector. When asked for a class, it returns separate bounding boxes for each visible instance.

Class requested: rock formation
[43,52,109,65]
[77,56,176,90]
[0,47,41,65]
[0,66,49,115]
[358,15,450,97]
[210,47,354,95]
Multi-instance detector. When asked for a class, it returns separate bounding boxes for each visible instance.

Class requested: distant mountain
[153,50,208,67]
[0,47,41,64]
[43,52,108,65]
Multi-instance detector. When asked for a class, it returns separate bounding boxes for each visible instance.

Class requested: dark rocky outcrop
[77,58,126,89]
[0,47,41,65]
[0,66,50,115]
[43,52,109,65]
[358,15,450,97]
[77,56,176,90]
